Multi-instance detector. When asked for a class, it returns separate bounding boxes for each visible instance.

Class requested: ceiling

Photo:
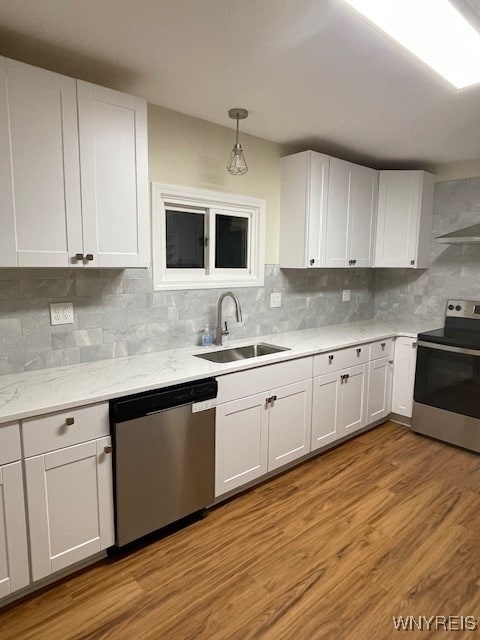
[0,0,479,167]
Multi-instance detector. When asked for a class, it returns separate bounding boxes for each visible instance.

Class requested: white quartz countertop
[0,318,435,424]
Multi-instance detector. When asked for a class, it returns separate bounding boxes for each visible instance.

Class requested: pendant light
[226,108,248,176]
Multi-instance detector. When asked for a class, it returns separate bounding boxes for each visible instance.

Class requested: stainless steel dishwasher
[110,378,217,547]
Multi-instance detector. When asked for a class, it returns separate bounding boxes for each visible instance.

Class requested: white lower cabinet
[367,356,393,424]
[391,337,418,418]
[341,364,368,435]
[215,393,268,497]
[311,372,340,449]
[311,363,368,451]
[268,380,312,472]
[215,376,312,497]
[0,462,30,598]
[25,436,114,581]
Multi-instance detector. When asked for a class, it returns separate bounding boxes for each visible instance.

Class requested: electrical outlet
[270,292,282,308]
[50,302,74,326]
[342,289,351,302]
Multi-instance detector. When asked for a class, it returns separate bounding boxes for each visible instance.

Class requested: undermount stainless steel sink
[194,343,290,364]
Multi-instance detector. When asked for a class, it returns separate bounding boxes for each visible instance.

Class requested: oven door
[414,341,480,420]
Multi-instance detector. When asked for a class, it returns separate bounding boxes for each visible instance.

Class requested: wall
[426,159,480,183]
[374,175,480,324]
[0,266,374,374]
[148,104,291,264]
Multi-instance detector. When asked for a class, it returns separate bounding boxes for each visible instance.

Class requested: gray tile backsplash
[2,175,478,375]
[0,265,374,374]
[374,176,480,325]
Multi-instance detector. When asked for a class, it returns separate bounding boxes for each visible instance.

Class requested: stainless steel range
[412,300,480,453]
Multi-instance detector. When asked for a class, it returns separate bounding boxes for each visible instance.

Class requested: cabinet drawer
[369,338,393,361]
[0,422,21,465]
[216,357,313,404]
[22,402,109,457]
[313,344,368,376]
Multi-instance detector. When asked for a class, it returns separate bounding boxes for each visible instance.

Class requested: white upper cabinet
[279,151,377,268]
[375,170,435,268]
[77,82,149,268]
[0,57,149,268]
[279,151,330,268]
[326,158,377,268]
[0,56,82,267]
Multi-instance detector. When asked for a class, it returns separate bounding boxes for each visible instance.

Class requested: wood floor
[2,421,480,640]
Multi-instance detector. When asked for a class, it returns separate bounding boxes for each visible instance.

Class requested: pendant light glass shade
[227,143,248,175]
[227,108,248,176]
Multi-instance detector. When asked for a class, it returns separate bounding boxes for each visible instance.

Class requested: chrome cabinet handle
[104,445,113,454]
[65,417,75,426]
[410,260,415,265]
[329,354,334,362]
[356,348,362,355]
[310,258,315,266]
[381,342,386,349]
[271,395,277,402]
[85,254,94,261]
[74,253,84,261]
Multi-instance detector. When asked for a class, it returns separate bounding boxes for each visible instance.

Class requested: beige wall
[148,104,290,264]
[426,158,480,182]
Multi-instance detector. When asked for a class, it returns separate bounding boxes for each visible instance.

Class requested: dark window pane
[166,210,205,269]
[215,215,248,269]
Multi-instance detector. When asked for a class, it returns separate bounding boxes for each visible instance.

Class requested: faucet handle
[222,321,229,336]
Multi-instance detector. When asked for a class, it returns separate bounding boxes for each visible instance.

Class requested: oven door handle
[417,340,480,357]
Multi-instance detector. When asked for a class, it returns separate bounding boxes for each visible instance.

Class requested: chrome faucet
[216,292,243,346]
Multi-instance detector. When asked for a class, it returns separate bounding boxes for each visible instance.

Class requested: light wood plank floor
[2,422,480,640]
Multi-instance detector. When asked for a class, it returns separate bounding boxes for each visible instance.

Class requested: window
[152,184,265,289]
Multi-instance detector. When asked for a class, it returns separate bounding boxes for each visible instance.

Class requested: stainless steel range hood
[436,223,480,244]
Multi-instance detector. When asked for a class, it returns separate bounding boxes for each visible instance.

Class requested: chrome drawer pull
[104,445,113,454]
[65,417,75,426]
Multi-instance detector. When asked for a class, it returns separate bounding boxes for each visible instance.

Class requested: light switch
[342,289,351,302]
[50,302,74,325]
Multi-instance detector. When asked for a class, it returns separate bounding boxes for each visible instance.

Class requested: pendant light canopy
[227,108,248,176]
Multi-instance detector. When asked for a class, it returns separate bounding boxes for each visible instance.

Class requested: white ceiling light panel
[344,0,480,89]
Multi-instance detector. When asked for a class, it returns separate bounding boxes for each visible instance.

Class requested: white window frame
[152,183,266,290]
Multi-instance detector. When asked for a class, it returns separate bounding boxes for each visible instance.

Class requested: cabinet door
[77,81,149,268]
[279,151,329,269]
[0,56,82,267]
[311,372,340,451]
[306,152,330,267]
[215,393,268,497]
[367,356,393,424]
[325,157,351,267]
[340,364,367,435]
[375,171,422,268]
[25,437,114,581]
[0,462,30,598]
[268,379,312,471]
[348,164,377,267]
[392,338,418,418]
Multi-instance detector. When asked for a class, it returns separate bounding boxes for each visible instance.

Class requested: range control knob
[455,305,462,311]
[448,304,454,311]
